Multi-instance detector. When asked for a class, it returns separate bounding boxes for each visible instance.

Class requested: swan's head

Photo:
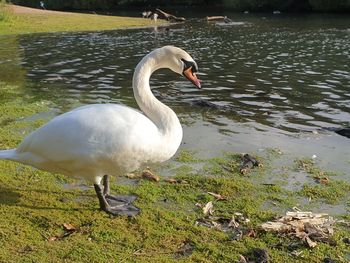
[157,46,201,89]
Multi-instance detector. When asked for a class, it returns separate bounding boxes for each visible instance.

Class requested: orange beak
[183,66,201,89]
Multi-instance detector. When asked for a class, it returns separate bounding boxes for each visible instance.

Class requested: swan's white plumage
[15,104,167,183]
[0,46,197,185]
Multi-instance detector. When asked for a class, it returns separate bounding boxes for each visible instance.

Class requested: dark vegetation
[11,0,350,12]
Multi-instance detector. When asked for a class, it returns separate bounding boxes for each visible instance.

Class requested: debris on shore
[125,168,160,182]
[165,178,189,185]
[141,169,160,182]
[313,175,330,185]
[195,201,252,240]
[48,223,78,242]
[195,213,249,229]
[261,209,337,248]
[202,201,214,216]
[239,154,262,174]
[207,191,227,201]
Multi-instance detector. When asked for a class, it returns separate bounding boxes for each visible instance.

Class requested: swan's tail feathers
[0,149,17,161]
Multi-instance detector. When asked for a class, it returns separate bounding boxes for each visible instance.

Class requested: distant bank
[0,4,166,35]
[10,0,350,13]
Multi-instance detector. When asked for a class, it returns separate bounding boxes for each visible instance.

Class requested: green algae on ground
[175,149,201,163]
[295,157,337,178]
[0,86,349,262]
[0,4,167,35]
[299,181,350,204]
[294,157,350,204]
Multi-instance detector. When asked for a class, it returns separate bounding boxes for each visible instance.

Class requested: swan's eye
[181,59,198,73]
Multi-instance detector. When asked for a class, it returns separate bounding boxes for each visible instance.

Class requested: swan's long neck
[132,52,182,141]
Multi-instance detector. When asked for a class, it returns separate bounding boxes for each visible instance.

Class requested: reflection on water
[0,36,26,85]
[0,14,349,176]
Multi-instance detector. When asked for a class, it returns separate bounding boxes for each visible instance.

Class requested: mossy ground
[0,4,166,35]
[0,82,349,262]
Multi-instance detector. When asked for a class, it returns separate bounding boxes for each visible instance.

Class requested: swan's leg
[102,174,110,196]
[94,183,140,216]
[94,183,110,211]
[103,174,138,203]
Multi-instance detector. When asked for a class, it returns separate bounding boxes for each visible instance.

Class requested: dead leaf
[228,215,239,228]
[126,173,141,179]
[246,229,256,238]
[313,175,329,184]
[234,212,250,223]
[238,255,248,263]
[63,223,76,231]
[166,178,178,184]
[166,178,189,185]
[207,192,227,201]
[47,223,78,242]
[202,201,214,215]
[291,250,303,257]
[239,168,249,175]
[305,236,317,248]
[142,170,160,182]
[320,177,329,184]
[48,236,58,242]
[195,213,252,241]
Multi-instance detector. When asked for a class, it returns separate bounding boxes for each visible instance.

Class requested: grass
[0,82,350,262]
[0,0,11,22]
[0,4,166,35]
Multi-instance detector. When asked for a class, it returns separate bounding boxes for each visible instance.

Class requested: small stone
[343,237,350,244]
[253,248,268,263]
[323,258,336,263]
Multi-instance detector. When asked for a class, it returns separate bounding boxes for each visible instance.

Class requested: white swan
[0,46,200,216]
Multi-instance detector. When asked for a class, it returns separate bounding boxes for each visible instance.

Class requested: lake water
[0,13,349,180]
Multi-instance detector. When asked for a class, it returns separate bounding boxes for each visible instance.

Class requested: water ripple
[0,15,347,135]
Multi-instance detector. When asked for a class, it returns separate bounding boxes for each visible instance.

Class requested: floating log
[206,16,225,21]
[156,8,186,22]
[206,16,232,23]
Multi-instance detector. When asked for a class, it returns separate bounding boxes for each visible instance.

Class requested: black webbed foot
[94,175,141,217]
[105,194,138,204]
[105,203,141,217]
